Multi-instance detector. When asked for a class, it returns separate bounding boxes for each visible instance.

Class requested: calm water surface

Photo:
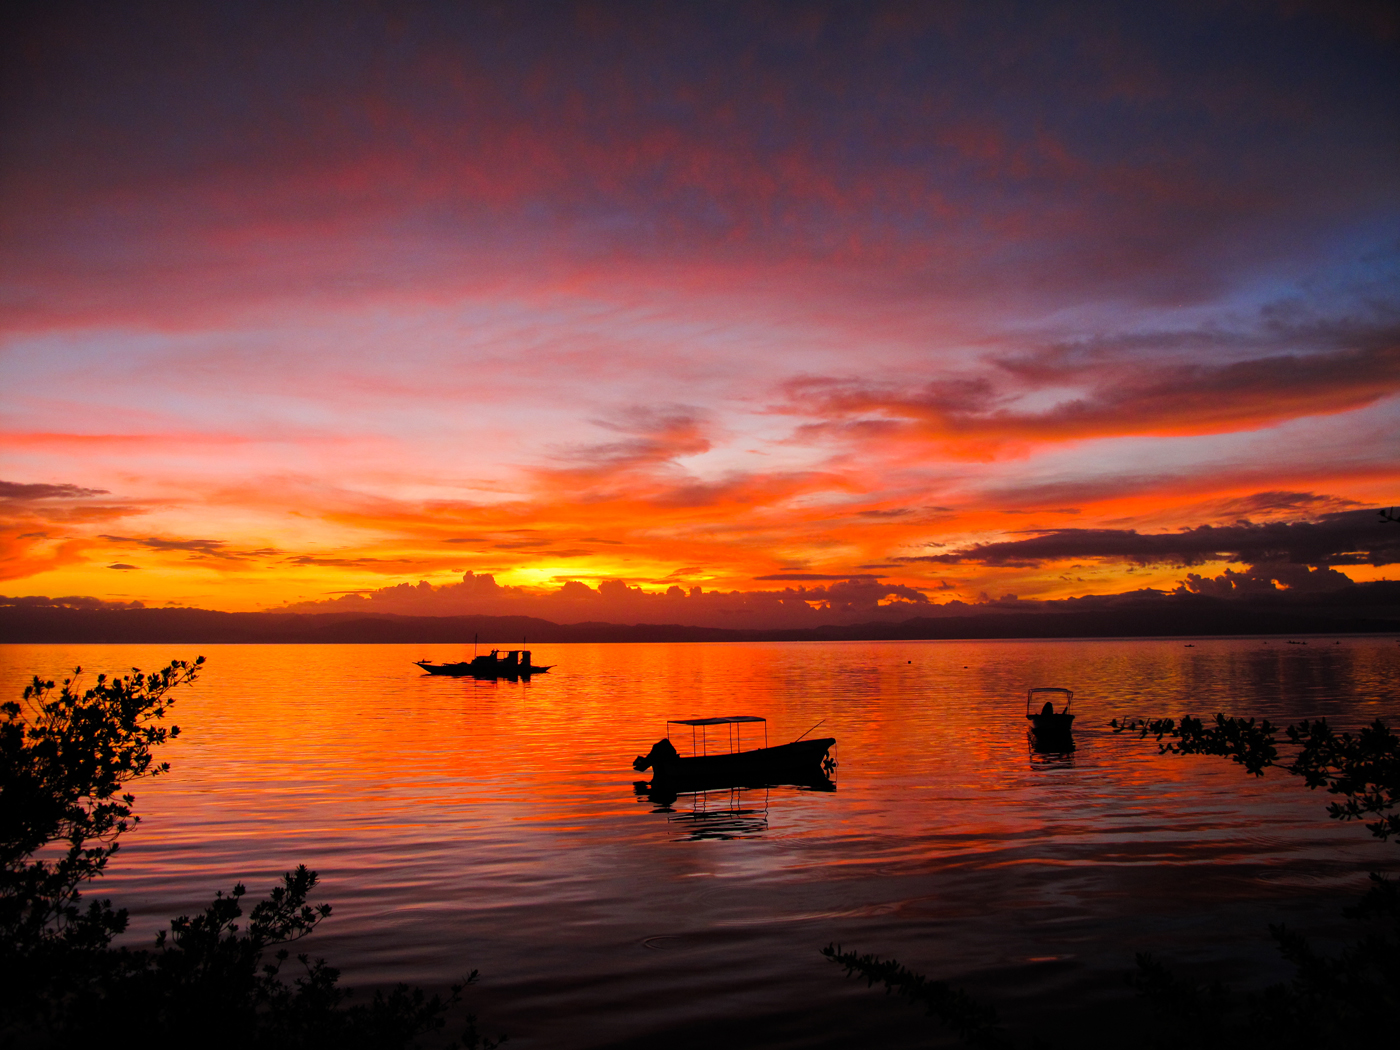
[4,638,1398,1047]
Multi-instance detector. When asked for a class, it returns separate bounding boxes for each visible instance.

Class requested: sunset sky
[2,1,1397,626]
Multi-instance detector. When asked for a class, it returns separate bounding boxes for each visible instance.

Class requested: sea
[3,637,1397,1048]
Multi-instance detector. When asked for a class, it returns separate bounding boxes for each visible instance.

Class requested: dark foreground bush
[1,659,500,1049]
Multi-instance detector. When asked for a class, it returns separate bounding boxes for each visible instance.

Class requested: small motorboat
[1026,687,1075,750]
[416,649,553,679]
[632,716,836,791]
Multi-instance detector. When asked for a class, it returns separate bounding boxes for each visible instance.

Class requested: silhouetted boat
[416,649,553,678]
[1026,687,1075,750]
[632,716,836,791]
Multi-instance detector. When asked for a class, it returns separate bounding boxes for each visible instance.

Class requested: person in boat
[1040,700,1055,716]
[633,737,679,772]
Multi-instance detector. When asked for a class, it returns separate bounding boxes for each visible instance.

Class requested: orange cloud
[784,340,1400,456]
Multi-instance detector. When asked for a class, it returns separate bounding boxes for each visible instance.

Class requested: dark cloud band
[906,508,1399,568]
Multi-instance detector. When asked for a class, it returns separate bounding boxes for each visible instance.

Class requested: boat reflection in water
[631,715,836,837]
[634,777,836,840]
[1028,742,1076,770]
[633,783,772,840]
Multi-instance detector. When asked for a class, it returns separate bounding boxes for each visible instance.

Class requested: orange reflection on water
[1,638,1396,1048]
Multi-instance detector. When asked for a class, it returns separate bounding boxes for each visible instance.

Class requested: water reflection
[637,784,772,840]
[0,638,1395,1050]
[634,771,835,812]
[1027,737,1076,769]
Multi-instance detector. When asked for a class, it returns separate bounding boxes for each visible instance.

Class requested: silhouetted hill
[2,584,1397,642]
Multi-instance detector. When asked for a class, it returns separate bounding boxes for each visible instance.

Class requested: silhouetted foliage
[821,944,1009,1048]
[1111,714,1400,842]
[1,658,201,961]
[0,659,502,1050]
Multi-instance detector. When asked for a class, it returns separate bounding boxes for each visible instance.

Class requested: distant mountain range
[3,583,1397,643]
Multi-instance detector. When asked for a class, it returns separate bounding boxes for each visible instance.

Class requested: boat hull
[416,660,552,679]
[1027,713,1075,749]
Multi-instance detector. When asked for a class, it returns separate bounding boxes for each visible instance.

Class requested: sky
[2,0,1398,627]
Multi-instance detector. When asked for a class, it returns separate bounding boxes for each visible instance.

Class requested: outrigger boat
[632,716,836,792]
[415,649,553,679]
[1026,687,1075,750]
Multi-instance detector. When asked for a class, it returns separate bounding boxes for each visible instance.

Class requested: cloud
[100,535,232,557]
[785,338,1400,453]
[557,408,712,470]
[1176,562,1356,597]
[0,481,109,500]
[0,594,146,610]
[754,573,881,581]
[107,563,139,570]
[1,3,1396,612]
[536,407,716,497]
[519,406,850,515]
[89,534,296,570]
[5,1,1396,333]
[280,570,932,629]
[284,555,420,568]
[1196,490,1362,519]
[910,508,1398,569]
[0,484,138,582]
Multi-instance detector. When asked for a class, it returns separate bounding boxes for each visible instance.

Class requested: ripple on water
[1,638,1396,1049]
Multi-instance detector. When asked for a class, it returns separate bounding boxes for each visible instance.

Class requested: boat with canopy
[1026,687,1075,749]
[632,715,835,790]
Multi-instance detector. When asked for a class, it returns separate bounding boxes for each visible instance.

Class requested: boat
[415,649,553,679]
[632,716,836,791]
[1026,687,1075,750]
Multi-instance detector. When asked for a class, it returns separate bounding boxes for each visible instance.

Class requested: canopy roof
[1027,687,1073,695]
[667,716,766,726]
